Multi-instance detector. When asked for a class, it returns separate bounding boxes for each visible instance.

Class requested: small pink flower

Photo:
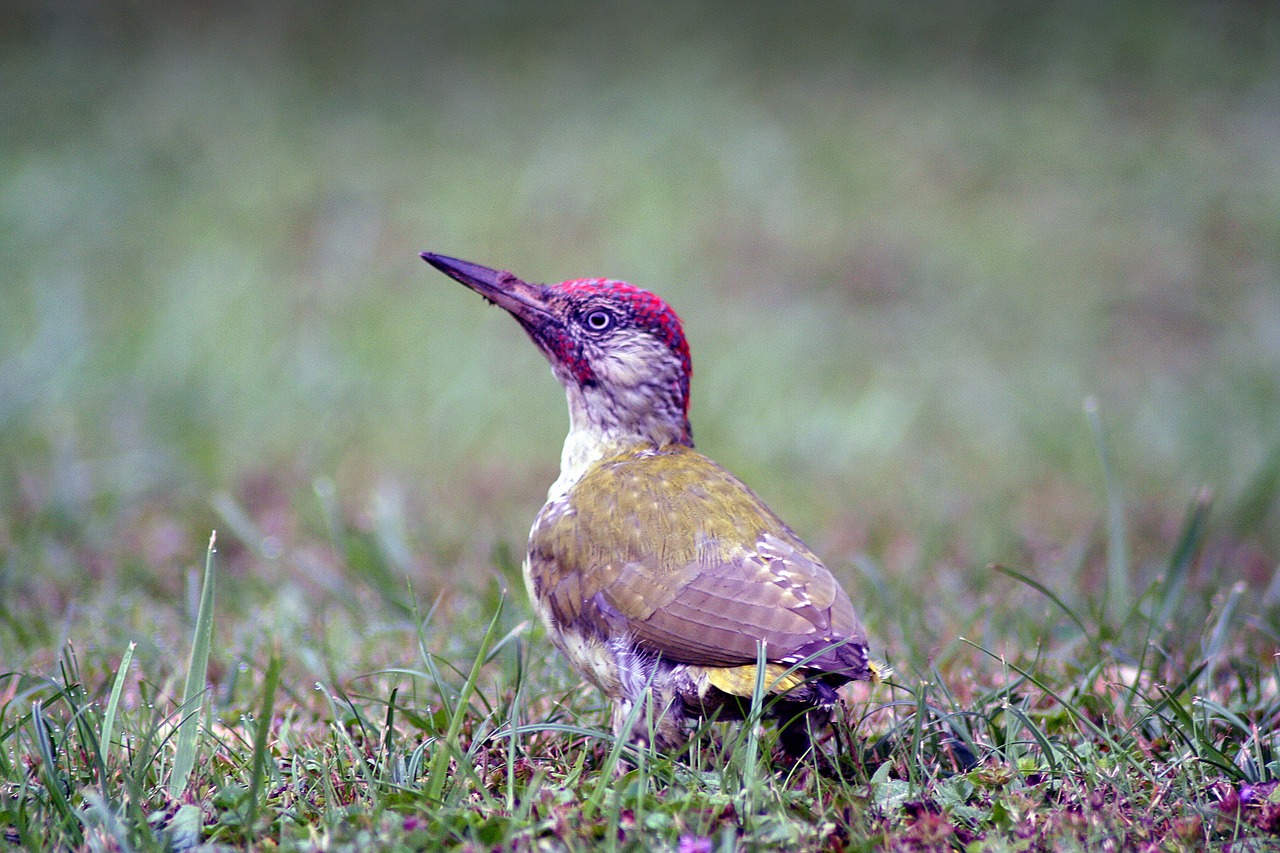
[678,835,712,853]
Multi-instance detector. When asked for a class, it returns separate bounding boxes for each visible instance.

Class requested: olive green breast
[527,443,868,675]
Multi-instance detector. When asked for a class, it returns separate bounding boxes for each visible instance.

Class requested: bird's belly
[522,555,623,697]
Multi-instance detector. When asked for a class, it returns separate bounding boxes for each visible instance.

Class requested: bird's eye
[583,309,614,332]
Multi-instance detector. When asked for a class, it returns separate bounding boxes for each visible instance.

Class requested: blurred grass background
[2,1,1278,661]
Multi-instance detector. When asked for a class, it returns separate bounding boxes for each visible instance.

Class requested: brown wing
[529,444,869,679]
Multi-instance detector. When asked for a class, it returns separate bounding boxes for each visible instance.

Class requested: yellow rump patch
[704,663,806,698]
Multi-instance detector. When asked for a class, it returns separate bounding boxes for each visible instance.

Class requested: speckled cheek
[538,326,594,385]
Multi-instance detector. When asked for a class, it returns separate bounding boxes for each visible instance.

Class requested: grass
[3,475,1280,850]
[3,1,1280,850]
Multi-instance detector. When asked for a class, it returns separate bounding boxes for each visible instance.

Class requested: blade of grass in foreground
[585,676,652,822]
[739,640,769,812]
[168,532,217,799]
[424,597,505,804]
[100,641,136,772]
[32,699,84,847]
[245,647,281,831]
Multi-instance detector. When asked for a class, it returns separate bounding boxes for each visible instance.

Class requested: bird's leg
[608,641,691,754]
[611,684,689,754]
[776,700,834,759]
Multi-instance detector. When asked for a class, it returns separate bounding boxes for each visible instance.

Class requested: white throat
[547,428,616,502]
[543,383,685,502]
[545,386,634,501]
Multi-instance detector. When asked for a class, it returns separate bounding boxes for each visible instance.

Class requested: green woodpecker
[422,252,874,755]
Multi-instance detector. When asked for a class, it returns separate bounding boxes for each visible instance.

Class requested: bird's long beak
[420,252,551,325]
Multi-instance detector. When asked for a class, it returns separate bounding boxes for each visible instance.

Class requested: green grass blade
[908,676,930,790]
[32,700,84,847]
[502,636,528,815]
[379,685,398,781]
[1085,397,1130,625]
[100,641,136,772]
[424,597,505,803]
[586,684,652,817]
[1155,488,1212,634]
[992,563,1090,638]
[1121,661,1207,743]
[1200,582,1246,693]
[739,639,769,807]
[245,647,281,831]
[56,646,112,798]
[168,531,218,799]
[1000,702,1059,772]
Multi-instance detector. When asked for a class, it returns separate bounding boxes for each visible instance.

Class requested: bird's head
[423,253,693,449]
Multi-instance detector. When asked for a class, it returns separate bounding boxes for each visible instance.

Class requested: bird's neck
[546,384,692,501]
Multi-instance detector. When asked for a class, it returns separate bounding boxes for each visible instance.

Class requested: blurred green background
[2,1,1278,635]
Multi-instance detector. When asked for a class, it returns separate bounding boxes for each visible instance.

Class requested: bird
[421,252,877,757]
